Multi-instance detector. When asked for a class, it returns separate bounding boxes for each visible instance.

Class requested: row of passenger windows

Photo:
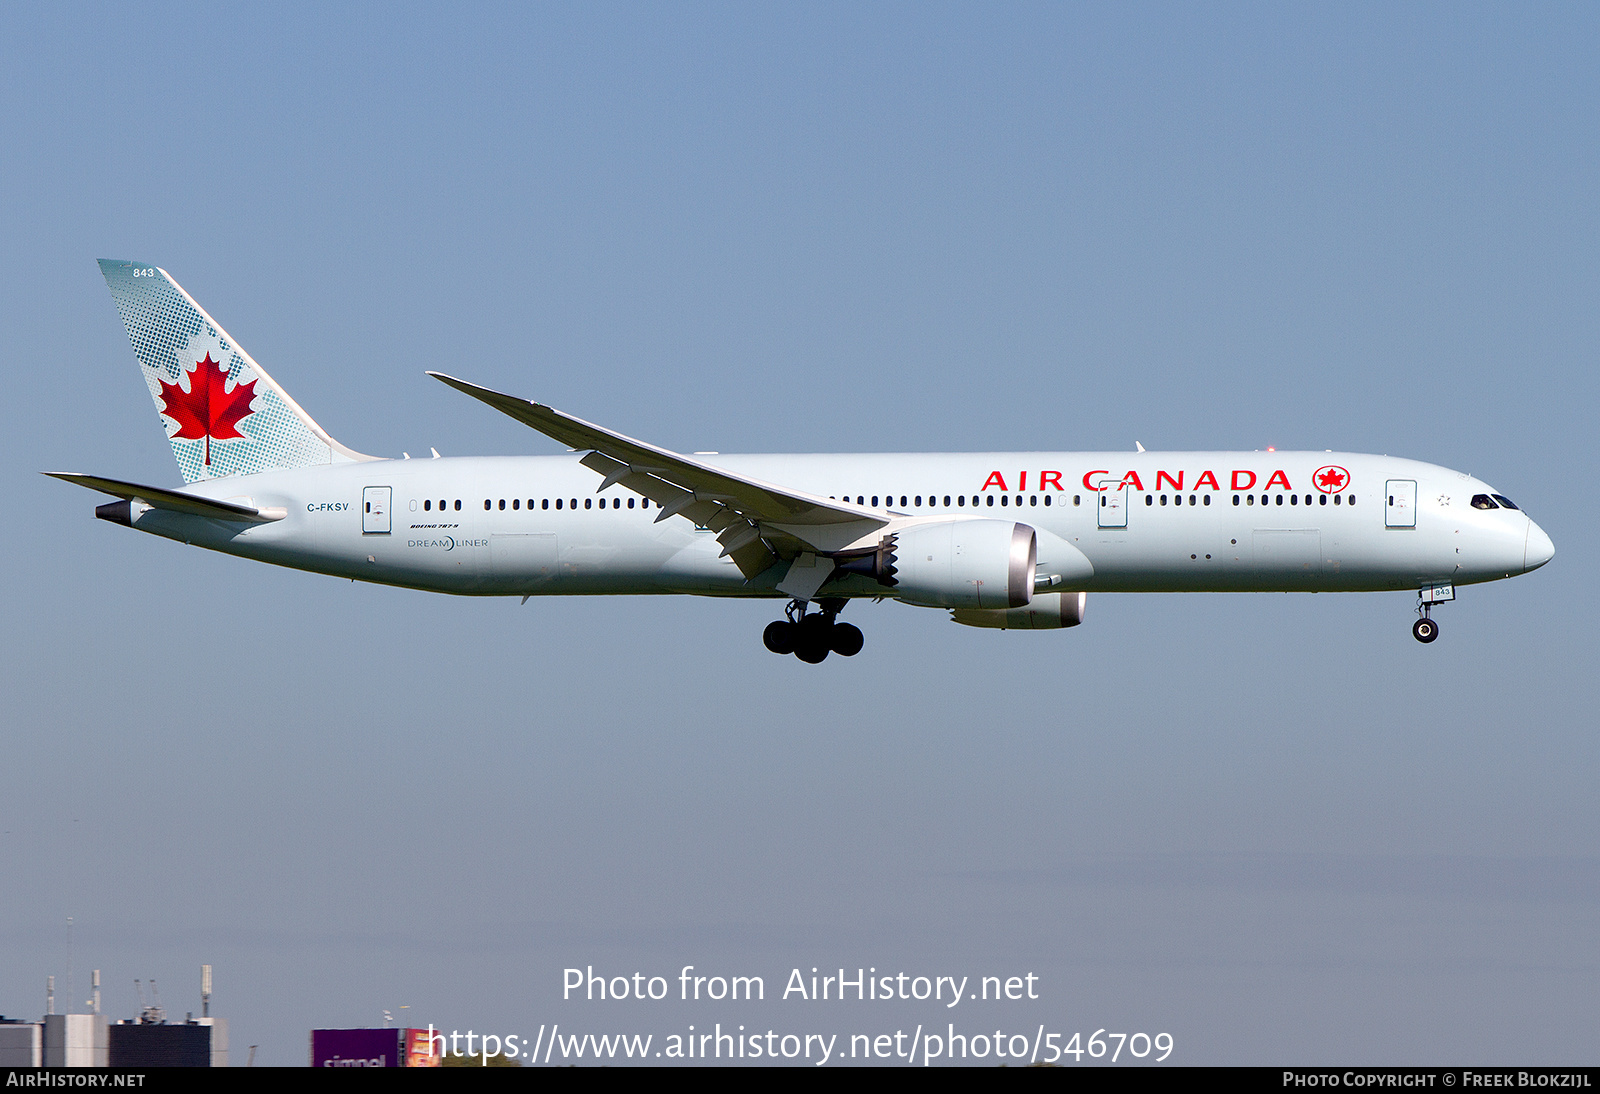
[1131,493,1361,507]
[830,494,1080,508]
[420,497,658,511]
[1224,493,1354,506]
[420,492,1361,513]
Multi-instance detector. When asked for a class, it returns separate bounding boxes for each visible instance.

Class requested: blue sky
[1,3,1595,1065]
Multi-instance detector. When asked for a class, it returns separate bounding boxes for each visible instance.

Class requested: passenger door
[1385,480,1417,529]
[1097,481,1128,529]
[362,487,391,534]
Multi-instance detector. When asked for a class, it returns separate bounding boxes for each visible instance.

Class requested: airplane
[50,260,1554,663]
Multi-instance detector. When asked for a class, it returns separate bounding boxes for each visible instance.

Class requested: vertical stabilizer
[98,260,375,483]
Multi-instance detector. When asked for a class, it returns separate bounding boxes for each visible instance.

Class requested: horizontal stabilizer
[44,473,285,523]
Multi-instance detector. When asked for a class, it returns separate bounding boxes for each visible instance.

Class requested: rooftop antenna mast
[91,970,101,1015]
[201,965,211,1019]
[46,976,55,1016]
[65,917,74,1016]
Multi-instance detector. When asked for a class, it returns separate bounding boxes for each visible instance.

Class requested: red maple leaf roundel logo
[157,353,257,465]
[1313,465,1350,493]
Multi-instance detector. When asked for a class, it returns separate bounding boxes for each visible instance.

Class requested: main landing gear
[763,598,863,664]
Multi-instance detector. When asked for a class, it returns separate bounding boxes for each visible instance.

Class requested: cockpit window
[1471,494,1499,510]
[1491,494,1520,510]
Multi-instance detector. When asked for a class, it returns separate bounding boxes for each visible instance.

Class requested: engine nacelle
[891,520,1036,610]
[951,590,1087,630]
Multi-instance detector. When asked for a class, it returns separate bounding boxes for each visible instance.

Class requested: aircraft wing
[45,473,286,523]
[428,373,889,577]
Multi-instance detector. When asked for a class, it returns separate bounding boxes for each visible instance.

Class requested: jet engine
[847,519,1035,610]
[951,590,1087,630]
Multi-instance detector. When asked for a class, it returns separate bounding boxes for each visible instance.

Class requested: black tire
[830,622,864,657]
[763,620,796,655]
[1413,618,1439,644]
[794,637,830,663]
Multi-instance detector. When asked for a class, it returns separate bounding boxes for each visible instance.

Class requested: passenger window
[901,496,908,507]
[1160,494,1168,506]
[915,495,922,507]
[1030,495,1037,506]
[1073,495,1080,506]
[1290,495,1297,505]
[454,500,461,511]
[1189,494,1197,506]
[1246,495,1254,506]
[1349,495,1356,505]
[1333,495,1340,505]
[944,496,952,507]
[585,498,592,509]
[872,496,879,507]
[1491,494,1520,510]
[542,499,549,509]
[1276,495,1284,505]
[513,499,520,509]
[555,499,562,509]
[424,499,431,511]
[628,497,636,508]
[499,499,506,510]
[1232,495,1239,506]
[1000,495,1008,506]
[986,495,995,507]
[957,496,965,507]
[1318,494,1326,505]
[1145,495,1153,506]
[1044,495,1052,506]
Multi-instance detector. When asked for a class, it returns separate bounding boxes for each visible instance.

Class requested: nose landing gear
[763,598,863,663]
[1412,583,1452,643]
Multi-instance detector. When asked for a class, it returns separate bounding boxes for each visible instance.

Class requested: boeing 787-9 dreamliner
[51,261,1554,662]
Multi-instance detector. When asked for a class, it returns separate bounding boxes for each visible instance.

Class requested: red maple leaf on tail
[157,353,257,465]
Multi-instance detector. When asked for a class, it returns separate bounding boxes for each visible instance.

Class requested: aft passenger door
[362,486,391,534]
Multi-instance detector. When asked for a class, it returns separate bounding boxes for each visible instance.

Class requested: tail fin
[98,260,375,483]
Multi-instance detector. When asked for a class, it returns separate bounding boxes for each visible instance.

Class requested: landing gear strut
[763,598,863,663]
[1412,583,1452,644]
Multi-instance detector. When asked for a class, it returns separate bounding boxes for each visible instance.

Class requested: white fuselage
[121,450,1552,601]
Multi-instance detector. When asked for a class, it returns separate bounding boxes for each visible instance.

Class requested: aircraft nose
[1525,520,1554,572]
